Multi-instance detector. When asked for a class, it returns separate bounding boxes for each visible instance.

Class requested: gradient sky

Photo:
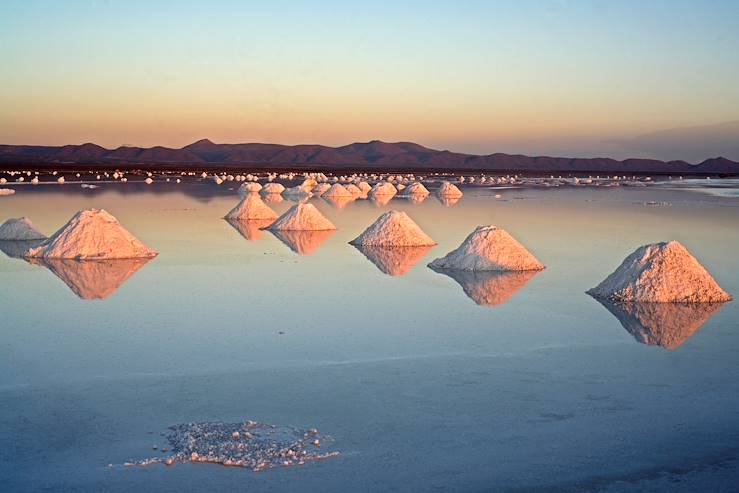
[2,0,738,160]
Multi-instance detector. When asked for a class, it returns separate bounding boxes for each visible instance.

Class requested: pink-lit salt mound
[429,225,544,271]
[25,209,157,260]
[224,193,278,221]
[588,241,731,303]
[350,210,436,247]
[267,203,336,231]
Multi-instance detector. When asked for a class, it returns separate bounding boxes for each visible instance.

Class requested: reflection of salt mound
[437,195,460,207]
[0,217,47,240]
[370,194,393,207]
[593,298,725,350]
[350,211,436,246]
[282,186,312,202]
[261,183,285,195]
[271,229,335,255]
[429,226,544,271]
[353,244,432,276]
[226,218,274,241]
[437,181,463,197]
[224,193,278,220]
[0,239,44,258]
[323,195,355,209]
[322,183,354,198]
[238,182,262,196]
[128,420,338,472]
[268,203,336,231]
[262,193,283,204]
[29,257,152,300]
[405,194,427,205]
[430,266,539,306]
[369,182,397,197]
[587,241,731,302]
[25,209,157,260]
[401,182,430,197]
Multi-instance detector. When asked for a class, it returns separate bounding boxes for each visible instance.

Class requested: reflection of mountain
[322,195,355,209]
[225,218,275,241]
[0,239,44,258]
[270,229,334,256]
[353,245,432,276]
[592,298,725,350]
[29,257,152,300]
[430,267,538,306]
[436,195,460,207]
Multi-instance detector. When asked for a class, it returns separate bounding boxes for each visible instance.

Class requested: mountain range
[0,139,736,174]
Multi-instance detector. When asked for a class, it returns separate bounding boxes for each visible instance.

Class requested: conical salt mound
[261,183,285,195]
[350,211,436,247]
[369,182,397,197]
[587,241,731,303]
[267,203,336,231]
[429,225,544,271]
[238,182,262,197]
[322,183,354,198]
[0,217,47,241]
[25,209,157,260]
[401,182,430,197]
[437,181,463,197]
[593,298,724,350]
[224,193,278,221]
[0,239,45,258]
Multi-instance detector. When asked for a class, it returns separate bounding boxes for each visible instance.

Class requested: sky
[1,0,738,161]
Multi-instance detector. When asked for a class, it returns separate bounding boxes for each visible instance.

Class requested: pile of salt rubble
[123,420,338,472]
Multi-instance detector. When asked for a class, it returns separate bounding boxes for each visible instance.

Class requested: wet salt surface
[124,421,337,471]
[1,181,738,492]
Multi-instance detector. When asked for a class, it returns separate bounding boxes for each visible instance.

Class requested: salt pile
[238,182,263,196]
[0,217,47,241]
[369,182,397,197]
[268,203,336,231]
[437,181,463,197]
[353,245,432,276]
[357,181,372,194]
[125,420,338,471]
[261,183,285,195]
[350,211,436,246]
[430,267,539,306]
[25,209,157,260]
[312,183,332,196]
[0,239,45,258]
[224,193,278,221]
[271,229,335,255]
[429,226,544,271]
[262,193,283,204]
[587,241,731,302]
[401,182,430,197]
[29,258,152,300]
[594,299,725,350]
[322,183,354,198]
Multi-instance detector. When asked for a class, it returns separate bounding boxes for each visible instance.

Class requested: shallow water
[1,181,738,492]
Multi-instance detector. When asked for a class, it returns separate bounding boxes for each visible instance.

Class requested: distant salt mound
[0,239,45,258]
[0,217,47,241]
[224,193,278,221]
[322,183,354,198]
[587,241,731,302]
[268,203,336,231]
[429,226,544,271]
[312,183,332,196]
[401,182,430,197]
[593,298,725,350]
[353,244,432,276]
[430,267,539,306]
[299,178,318,191]
[344,183,363,197]
[369,182,397,197]
[261,183,285,195]
[25,209,157,260]
[350,210,436,247]
[357,181,372,194]
[238,182,262,197]
[437,181,463,198]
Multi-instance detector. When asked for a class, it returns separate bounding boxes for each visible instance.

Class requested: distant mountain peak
[184,138,216,148]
